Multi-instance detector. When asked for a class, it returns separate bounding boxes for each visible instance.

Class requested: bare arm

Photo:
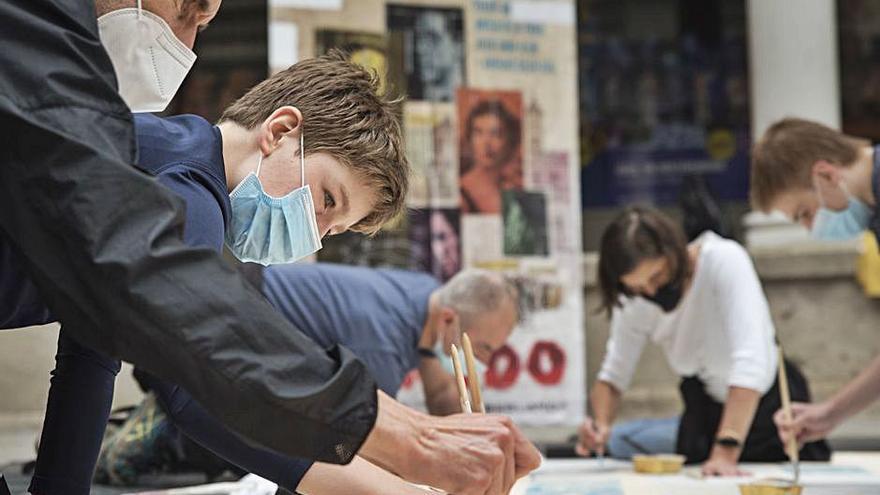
[576,380,621,456]
[702,386,761,476]
[825,353,880,423]
[591,380,622,427]
[777,353,880,444]
[419,357,461,416]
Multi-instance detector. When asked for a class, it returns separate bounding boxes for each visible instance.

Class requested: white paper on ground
[126,474,277,495]
[532,458,632,475]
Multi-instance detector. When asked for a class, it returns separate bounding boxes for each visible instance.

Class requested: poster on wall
[403,102,459,208]
[503,190,549,257]
[532,151,577,254]
[315,29,389,93]
[457,88,524,214]
[398,0,584,427]
[387,5,466,102]
[270,0,583,428]
[409,208,462,282]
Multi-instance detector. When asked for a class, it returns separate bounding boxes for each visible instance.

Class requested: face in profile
[464,295,518,364]
[469,113,508,170]
[430,211,460,280]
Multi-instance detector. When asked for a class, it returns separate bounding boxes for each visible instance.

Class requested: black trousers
[676,359,831,464]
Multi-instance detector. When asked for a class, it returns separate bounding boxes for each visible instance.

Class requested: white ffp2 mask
[98,1,197,113]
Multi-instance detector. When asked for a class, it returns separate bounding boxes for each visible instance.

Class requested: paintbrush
[777,345,800,486]
[462,333,486,413]
[451,343,472,413]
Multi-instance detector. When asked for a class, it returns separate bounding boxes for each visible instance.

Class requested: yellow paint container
[738,479,803,495]
[632,454,686,474]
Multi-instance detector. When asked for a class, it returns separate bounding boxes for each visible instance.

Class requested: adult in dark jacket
[0,2,539,495]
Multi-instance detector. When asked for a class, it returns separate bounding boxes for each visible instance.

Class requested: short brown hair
[750,118,867,211]
[597,207,690,318]
[221,51,409,234]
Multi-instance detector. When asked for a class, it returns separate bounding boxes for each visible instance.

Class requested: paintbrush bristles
[462,333,486,413]
[450,343,472,414]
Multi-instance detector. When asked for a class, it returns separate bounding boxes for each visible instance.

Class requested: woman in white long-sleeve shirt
[576,207,829,476]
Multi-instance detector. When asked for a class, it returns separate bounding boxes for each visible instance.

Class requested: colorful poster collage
[270,0,583,426]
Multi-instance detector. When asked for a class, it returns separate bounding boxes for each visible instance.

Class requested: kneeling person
[576,207,830,476]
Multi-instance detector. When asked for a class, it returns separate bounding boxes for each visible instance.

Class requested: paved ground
[0,421,214,494]
[0,423,39,467]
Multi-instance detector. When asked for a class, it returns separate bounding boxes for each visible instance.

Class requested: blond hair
[751,118,868,211]
[221,51,409,234]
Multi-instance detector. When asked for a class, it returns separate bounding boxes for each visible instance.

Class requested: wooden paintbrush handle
[777,346,799,463]
[451,344,472,414]
[462,333,486,413]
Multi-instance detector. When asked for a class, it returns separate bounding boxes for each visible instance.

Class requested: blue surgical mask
[225,133,322,265]
[811,197,873,241]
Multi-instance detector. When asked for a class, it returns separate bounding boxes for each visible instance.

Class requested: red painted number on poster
[484,341,566,389]
[400,341,567,391]
[527,340,566,385]
[485,344,521,389]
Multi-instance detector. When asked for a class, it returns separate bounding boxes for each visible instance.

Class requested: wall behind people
[269,0,585,426]
[0,325,143,420]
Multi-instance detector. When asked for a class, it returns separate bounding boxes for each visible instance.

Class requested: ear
[812,160,842,185]
[440,308,461,354]
[440,306,457,325]
[258,106,304,157]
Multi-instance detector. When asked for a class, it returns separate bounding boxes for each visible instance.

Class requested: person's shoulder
[135,113,224,181]
[134,113,211,136]
[697,231,753,275]
[377,267,441,287]
[266,262,370,285]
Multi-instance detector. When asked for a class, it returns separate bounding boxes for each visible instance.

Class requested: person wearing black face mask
[574,207,830,476]
[642,281,684,313]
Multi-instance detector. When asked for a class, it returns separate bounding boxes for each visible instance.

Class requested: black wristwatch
[716,436,742,448]
[417,347,438,359]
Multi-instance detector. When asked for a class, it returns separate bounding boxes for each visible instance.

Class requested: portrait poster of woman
[457,88,524,215]
[408,208,461,282]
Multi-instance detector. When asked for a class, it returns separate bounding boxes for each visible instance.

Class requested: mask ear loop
[136,0,143,19]
[253,131,303,184]
[299,131,306,188]
[813,172,829,209]
[254,153,264,178]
